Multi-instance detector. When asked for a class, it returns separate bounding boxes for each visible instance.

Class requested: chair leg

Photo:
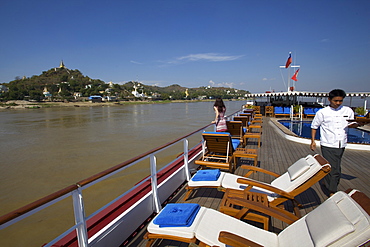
[144,233,155,247]
[183,187,194,201]
[292,199,302,218]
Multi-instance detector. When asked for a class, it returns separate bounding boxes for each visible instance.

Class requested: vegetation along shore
[0,99,245,110]
[0,62,250,107]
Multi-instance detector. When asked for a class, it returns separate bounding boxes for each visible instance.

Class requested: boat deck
[127,117,370,247]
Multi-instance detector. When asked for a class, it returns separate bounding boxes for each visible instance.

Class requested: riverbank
[0,99,225,110]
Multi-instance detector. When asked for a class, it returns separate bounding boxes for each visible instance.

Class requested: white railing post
[72,186,88,247]
[150,155,162,213]
[183,139,191,181]
[290,105,294,121]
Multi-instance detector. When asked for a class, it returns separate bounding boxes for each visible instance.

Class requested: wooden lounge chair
[253,113,263,120]
[265,105,274,117]
[233,116,249,129]
[253,105,261,114]
[194,132,241,173]
[239,112,253,118]
[243,132,261,147]
[184,154,329,203]
[226,121,244,142]
[145,189,370,247]
[243,108,254,113]
[248,122,262,134]
[219,154,331,226]
[226,120,261,145]
[250,116,263,127]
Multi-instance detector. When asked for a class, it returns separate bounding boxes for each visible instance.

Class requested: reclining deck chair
[233,116,249,128]
[219,154,331,225]
[265,105,274,117]
[194,132,241,173]
[226,120,262,146]
[253,105,261,114]
[243,108,254,113]
[184,154,330,209]
[145,189,370,247]
[226,120,244,141]
[248,121,262,134]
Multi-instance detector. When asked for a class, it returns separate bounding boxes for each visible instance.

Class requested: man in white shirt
[310,89,359,196]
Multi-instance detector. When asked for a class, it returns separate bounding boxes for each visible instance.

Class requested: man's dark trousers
[321,146,345,193]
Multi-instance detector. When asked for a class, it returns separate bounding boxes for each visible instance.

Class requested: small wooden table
[243,132,261,147]
[248,124,262,134]
[233,148,258,168]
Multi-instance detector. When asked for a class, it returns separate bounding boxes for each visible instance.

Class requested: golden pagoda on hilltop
[59,60,65,69]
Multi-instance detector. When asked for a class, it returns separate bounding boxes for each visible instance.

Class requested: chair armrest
[226,196,299,224]
[236,178,294,199]
[218,231,264,247]
[314,154,329,166]
[240,165,280,178]
[345,189,370,215]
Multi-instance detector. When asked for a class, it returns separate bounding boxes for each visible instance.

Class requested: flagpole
[292,52,296,90]
[288,52,291,91]
[280,52,293,92]
[288,65,291,91]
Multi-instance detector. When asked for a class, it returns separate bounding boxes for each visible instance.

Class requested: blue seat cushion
[153,203,200,227]
[203,131,230,135]
[192,169,221,181]
[274,107,284,114]
[232,139,241,150]
[304,108,315,114]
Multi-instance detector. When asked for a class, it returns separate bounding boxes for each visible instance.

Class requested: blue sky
[1,0,369,93]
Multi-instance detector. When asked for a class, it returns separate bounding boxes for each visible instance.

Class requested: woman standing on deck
[212,98,227,132]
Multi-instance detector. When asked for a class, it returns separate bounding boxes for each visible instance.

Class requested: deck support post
[183,139,191,181]
[72,186,88,247]
[150,155,162,213]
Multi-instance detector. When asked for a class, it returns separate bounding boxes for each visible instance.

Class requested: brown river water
[0,101,244,246]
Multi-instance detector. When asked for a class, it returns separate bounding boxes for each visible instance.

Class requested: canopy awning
[246,91,370,98]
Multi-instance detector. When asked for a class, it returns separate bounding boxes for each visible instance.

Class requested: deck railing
[0,109,242,247]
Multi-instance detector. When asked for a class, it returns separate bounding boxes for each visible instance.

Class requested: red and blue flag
[285,53,292,68]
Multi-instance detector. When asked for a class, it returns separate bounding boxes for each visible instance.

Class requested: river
[0,101,244,246]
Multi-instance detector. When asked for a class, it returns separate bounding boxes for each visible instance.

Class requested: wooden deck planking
[129,117,370,247]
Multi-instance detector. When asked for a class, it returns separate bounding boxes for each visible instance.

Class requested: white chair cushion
[305,196,355,247]
[196,208,278,247]
[328,191,370,246]
[278,216,314,247]
[287,157,311,181]
[271,155,325,193]
[220,173,249,190]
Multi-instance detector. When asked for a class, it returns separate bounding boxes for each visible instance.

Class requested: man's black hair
[328,89,346,99]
